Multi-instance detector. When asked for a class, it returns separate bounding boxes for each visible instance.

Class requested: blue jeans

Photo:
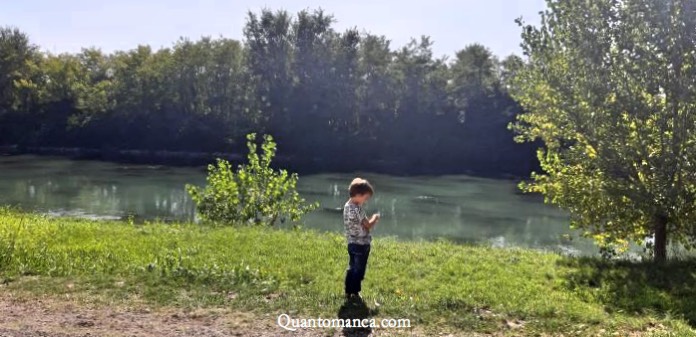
[345,243,370,294]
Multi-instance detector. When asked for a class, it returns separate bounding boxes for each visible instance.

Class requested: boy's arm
[361,214,380,231]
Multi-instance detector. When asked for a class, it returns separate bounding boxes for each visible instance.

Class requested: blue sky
[1,0,546,59]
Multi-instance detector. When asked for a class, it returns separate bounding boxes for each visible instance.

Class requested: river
[0,155,595,254]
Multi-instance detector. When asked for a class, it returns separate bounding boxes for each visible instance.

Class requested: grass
[0,208,694,336]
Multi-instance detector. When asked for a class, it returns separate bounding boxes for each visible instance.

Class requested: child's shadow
[337,297,379,337]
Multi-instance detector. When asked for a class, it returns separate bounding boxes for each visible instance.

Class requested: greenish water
[0,155,593,254]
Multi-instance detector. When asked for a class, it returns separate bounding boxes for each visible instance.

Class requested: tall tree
[449,44,498,123]
[511,0,696,261]
[243,10,294,143]
[288,9,337,154]
[0,28,39,113]
[0,27,42,144]
[390,37,449,163]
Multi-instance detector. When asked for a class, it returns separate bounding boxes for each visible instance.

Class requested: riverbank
[0,146,526,178]
[0,209,693,336]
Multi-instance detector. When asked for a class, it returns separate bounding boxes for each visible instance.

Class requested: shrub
[186,133,317,226]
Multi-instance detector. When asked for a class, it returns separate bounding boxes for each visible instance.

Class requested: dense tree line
[0,9,535,175]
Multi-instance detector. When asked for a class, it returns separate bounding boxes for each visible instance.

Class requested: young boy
[344,178,380,299]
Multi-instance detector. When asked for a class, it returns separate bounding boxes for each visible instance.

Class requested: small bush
[186,133,317,226]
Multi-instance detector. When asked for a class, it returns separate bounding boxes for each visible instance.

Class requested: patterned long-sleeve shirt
[344,200,371,245]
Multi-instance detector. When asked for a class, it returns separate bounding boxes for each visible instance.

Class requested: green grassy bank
[0,208,693,336]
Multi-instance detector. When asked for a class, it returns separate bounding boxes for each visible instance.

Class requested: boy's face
[353,193,372,204]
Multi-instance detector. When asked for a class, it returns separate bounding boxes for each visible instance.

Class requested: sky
[1,0,546,59]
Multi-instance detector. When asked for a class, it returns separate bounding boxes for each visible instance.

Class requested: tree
[187,133,317,226]
[390,37,449,164]
[511,0,696,261]
[0,27,40,114]
[499,55,524,91]
[449,43,498,118]
[0,27,43,145]
[355,34,396,138]
[288,9,339,154]
[243,10,294,143]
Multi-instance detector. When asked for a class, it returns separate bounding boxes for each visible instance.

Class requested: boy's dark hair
[349,178,374,197]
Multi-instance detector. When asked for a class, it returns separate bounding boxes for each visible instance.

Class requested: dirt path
[0,295,437,337]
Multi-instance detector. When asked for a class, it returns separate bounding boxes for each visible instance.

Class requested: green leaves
[512,0,696,259]
[186,133,318,227]
[0,27,40,114]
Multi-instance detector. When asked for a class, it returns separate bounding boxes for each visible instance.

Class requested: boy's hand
[362,214,380,231]
[369,214,380,228]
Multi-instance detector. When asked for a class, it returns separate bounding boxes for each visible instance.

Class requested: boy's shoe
[345,293,361,301]
[346,293,364,305]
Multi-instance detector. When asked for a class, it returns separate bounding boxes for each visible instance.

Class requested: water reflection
[1,156,200,221]
[0,155,595,253]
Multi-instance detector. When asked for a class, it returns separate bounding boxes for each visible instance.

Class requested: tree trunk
[653,215,668,263]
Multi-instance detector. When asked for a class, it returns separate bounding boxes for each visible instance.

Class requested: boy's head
[349,178,374,204]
